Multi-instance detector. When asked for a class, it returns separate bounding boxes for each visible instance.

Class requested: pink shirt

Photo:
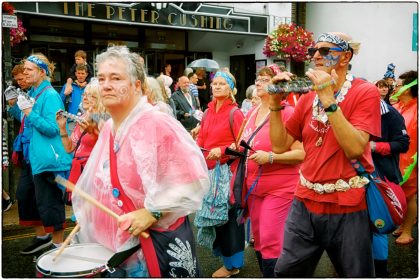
[70,124,98,158]
[243,104,299,199]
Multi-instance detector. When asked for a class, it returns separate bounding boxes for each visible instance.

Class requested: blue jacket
[372,100,409,184]
[26,80,72,175]
[60,82,85,115]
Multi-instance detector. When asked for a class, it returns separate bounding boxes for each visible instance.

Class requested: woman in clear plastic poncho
[72,46,209,277]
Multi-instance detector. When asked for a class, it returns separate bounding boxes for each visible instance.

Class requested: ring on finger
[128,226,135,233]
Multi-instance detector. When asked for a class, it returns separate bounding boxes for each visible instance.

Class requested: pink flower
[263,23,315,62]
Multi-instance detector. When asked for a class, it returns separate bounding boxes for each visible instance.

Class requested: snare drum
[36,243,114,277]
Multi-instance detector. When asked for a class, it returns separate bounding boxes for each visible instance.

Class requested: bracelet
[269,105,285,111]
[313,79,336,91]
[268,151,274,164]
[60,133,68,138]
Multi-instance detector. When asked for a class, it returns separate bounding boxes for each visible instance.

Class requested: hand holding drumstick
[54,176,149,238]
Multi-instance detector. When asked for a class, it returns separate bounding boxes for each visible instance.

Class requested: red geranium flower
[2,2,27,47]
[263,23,315,63]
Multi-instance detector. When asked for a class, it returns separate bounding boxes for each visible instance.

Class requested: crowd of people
[2,30,417,278]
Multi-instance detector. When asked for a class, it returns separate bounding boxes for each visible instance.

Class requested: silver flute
[56,109,85,123]
[266,76,314,95]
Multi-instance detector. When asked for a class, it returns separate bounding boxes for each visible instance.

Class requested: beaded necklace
[311,73,353,147]
[312,73,354,125]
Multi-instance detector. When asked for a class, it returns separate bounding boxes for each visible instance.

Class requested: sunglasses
[307,47,343,57]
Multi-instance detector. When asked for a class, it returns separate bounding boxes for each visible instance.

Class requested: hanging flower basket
[263,23,315,63]
[2,2,27,47]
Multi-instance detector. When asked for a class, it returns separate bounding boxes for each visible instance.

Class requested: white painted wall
[306,2,418,81]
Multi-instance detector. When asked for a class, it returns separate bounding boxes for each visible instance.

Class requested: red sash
[109,133,162,277]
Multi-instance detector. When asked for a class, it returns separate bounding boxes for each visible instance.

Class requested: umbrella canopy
[187,59,220,72]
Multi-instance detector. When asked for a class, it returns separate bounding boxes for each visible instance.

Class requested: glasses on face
[255,78,271,84]
[307,47,343,58]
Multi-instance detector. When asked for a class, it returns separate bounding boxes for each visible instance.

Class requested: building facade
[6,2,292,101]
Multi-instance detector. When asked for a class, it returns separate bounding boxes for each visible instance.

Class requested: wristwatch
[325,103,339,116]
[151,211,162,220]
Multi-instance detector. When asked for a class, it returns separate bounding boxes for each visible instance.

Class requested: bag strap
[73,131,87,159]
[109,133,162,277]
[350,159,370,177]
[106,244,141,270]
[229,107,239,142]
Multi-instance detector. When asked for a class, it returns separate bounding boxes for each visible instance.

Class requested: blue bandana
[214,71,235,90]
[317,33,351,51]
[27,55,50,76]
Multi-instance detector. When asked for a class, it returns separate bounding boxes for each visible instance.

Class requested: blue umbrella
[187,59,220,72]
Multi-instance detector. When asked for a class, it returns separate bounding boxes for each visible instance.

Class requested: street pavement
[1,202,418,278]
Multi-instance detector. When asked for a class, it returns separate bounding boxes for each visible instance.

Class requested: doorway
[229,54,255,105]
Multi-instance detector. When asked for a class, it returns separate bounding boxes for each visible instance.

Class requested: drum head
[36,243,114,277]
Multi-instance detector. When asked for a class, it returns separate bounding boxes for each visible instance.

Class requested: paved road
[1,210,418,277]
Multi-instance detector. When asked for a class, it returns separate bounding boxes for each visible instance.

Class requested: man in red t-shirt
[268,32,381,277]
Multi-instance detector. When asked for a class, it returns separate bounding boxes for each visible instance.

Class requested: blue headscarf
[213,71,235,90]
[27,55,50,76]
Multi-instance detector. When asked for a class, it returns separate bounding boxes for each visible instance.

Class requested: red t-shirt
[197,99,245,170]
[285,78,381,213]
[243,104,299,199]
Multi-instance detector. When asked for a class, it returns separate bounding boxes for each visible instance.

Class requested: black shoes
[2,198,13,212]
[20,235,53,255]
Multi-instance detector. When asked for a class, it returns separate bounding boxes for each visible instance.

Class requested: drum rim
[35,243,112,277]
[36,265,106,277]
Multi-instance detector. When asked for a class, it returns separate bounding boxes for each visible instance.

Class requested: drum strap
[109,133,162,277]
[106,244,141,270]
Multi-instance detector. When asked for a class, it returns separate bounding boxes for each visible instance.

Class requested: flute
[266,76,314,95]
[16,90,36,104]
[4,85,22,101]
[56,109,85,123]
[89,112,111,124]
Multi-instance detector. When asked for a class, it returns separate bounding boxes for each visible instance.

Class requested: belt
[299,171,369,194]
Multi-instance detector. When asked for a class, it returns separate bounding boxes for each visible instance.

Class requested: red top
[285,78,381,213]
[243,104,299,199]
[197,99,245,170]
[394,98,418,192]
[71,124,98,158]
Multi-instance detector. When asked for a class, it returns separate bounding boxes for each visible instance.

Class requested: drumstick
[235,118,247,148]
[53,224,80,262]
[55,176,149,238]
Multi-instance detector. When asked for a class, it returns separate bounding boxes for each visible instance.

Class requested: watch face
[326,104,338,112]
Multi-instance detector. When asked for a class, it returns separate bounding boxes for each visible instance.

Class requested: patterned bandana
[27,55,50,76]
[214,71,234,90]
[317,33,351,51]
[383,63,396,79]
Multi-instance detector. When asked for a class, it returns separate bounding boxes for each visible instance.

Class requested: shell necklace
[312,73,354,125]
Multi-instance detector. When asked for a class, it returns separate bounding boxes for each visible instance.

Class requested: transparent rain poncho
[72,96,210,254]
